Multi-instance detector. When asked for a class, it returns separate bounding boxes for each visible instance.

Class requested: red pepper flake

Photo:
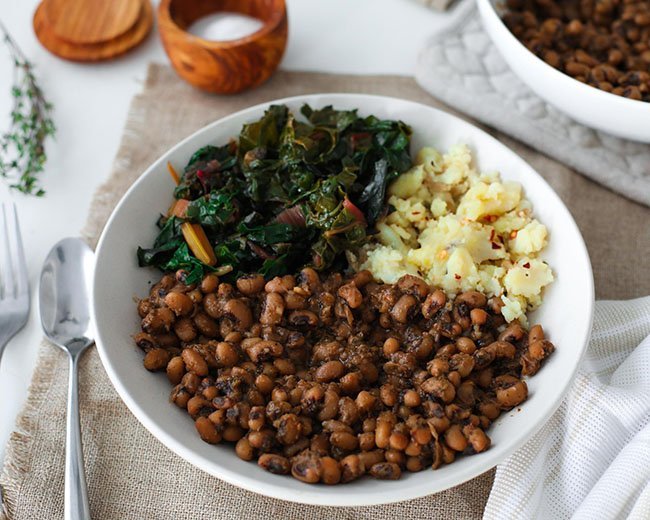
[491,242,501,249]
[196,169,208,189]
[412,211,421,215]
[489,229,495,241]
[523,262,531,268]
[454,274,461,280]
[510,230,518,239]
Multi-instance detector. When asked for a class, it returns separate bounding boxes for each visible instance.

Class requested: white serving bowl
[478,0,650,143]
[92,94,594,506]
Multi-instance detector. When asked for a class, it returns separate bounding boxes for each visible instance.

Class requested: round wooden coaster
[33,0,153,62]
[43,0,141,45]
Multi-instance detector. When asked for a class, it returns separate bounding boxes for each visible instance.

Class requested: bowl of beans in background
[478,0,650,143]
[92,94,594,506]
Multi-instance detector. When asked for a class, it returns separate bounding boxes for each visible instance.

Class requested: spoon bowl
[40,237,95,353]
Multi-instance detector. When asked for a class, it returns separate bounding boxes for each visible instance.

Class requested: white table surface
[0,0,468,465]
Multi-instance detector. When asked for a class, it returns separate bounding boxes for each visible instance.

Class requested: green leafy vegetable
[138,104,413,281]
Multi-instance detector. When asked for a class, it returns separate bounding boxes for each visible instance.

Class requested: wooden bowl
[158,0,288,94]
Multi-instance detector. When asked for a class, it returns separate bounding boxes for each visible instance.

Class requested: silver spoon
[39,237,94,520]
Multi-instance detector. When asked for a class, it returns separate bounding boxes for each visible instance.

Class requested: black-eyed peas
[134,270,555,484]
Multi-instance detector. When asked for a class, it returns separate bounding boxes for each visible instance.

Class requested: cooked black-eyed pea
[195,417,221,444]
[137,299,152,318]
[260,292,285,326]
[152,333,179,349]
[284,290,306,310]
[383,337,400,357]
[203,293,221,319]
[463,424,491,453]
[265,275,296,294]
[166,356,185,384]
[358,432,376,451]
[338,397,359,425]
[246,340,283,363]
[258,454,290,475]
[478,400,501,420]
[200,274,220,294]
[498,322,525,343]
[143,348,171,371]
[456,381,476,406]
[470,308,489,326]
[402,389,421,408]
[187,395,211,419]
[529,324,545,343]
[315,360,345,383]
[444,424,468,452]
[375,420,392,449]
[422,289,446,319]
[340,454,364,483]
[134,332,156,351]
[180,372,201,394]
[370,462,401,480]
[275,413,302,445]
[358,450,385,470]
[214,341,239,367]
[495,375,528,408]
[411,426,431,445]
[449,352,475,378]
[141,307,175,334]
[164,291,194,316]
[288,310,319,327]
[456,337,477,355]
[170,385,191,408]
[221,298,253,331]
[174,318,197,343]
[330,431,358,450]
[193,312,219,337]
[380,384,398,407]
[421,376,456,403]
[248,430,274,453]
[337,283,363,309]
[222,425,245,442]
[405,440,422,456]
[339,371,361,394]
[352,269,373,288]
[236,274,265,295]
[428,358,450,377]
[528,339,555,361]
[384,449,406,467]
[235,437,254,461]
[320,456,341,485]
[355,390,376,414]
[407,456,426,472]
[181,349,209,376]
[248,406,266,431]
[456,291,487,309]
[390,294,417,324]
[291,454,322,484]
[389,431,409,451]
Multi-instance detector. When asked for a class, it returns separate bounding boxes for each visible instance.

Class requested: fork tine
[11,204,28,296]
[0,203,14,299]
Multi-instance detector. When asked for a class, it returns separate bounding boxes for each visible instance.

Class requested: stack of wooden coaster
[33,0,153,62]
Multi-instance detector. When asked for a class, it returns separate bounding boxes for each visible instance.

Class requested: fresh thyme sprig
[0,20,55,196]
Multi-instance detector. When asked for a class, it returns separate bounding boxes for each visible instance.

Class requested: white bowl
[92,94,594,506]
[478,0,650,143]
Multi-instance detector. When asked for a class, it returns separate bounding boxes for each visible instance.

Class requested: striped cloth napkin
[485,297,650,519]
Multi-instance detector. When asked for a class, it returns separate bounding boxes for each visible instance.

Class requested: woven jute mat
[1,65,649,520]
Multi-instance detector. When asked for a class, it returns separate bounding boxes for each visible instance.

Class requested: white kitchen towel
[484,297,650,519]
[416,3,650,208]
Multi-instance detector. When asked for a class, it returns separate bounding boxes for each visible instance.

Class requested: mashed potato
[359,144,553,323]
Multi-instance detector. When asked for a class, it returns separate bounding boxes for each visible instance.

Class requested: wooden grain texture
[158,0,288,94]
[44,0,141,44]
[33,0,153,62]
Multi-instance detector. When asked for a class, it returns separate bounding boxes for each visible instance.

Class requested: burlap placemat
[1,65,649,520]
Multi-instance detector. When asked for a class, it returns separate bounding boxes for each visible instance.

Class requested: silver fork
[0,203,30,365]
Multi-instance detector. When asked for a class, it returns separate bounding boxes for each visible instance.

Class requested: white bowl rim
[92,93,595,506]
